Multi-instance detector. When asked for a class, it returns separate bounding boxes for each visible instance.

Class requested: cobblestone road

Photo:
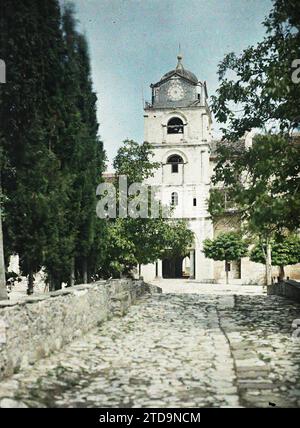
[0,286,300,408]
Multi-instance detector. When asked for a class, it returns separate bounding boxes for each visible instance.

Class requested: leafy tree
[209,0,300,284]
[98,219,137,278]
[110,139,164,277]
[161,220,194,260]
[100,217,194,279]
[122,217,194,276]
[210,133,300,284]
[122,217,166,276]
[203,232,248,284]
[212,0,300,140]
[250,235,300,281]
[113,140,160,184]
[99,139,193,278]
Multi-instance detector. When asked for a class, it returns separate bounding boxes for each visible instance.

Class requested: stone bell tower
[141,55,214,282]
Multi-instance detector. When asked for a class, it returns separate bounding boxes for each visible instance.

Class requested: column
[156,260,162,279]
[189,250,195,279]
[162,125,166,143]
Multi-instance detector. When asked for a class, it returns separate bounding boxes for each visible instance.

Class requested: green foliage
[59,5,106,284]
[100,217,194,279]
[0,1,106,291]
[100,140,194,278]
[98,219,137,278]
[208,189,226,220]
[250,235,300,267]
[203,232,248,262]
[113,140,160,184]
[122,217,165,266]
[211,0,300,139]
[211,134,300,234]
[161,220,194,260]
[0,0,68,292]
[210,0,300,236]
[108,139,165,274]
[85,217,108,279]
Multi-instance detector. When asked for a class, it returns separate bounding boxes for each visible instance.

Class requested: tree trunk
[225,261,229,285]
[171,259,176,278]
[266,240,272,286]
[70,257,75,287]
[48,272,53,292]
[48,273,61,291]
[279,265,285,282]
[82,257,88,284]
[138,263,141,278]
[27,270,34,295]
[0,205,8,300]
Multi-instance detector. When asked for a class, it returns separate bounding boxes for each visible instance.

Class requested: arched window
[167,154,183,173]
[171,192,178,206]
[167,117,184,134]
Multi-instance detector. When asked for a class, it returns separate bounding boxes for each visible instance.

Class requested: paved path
[0,283,300,408]
[151,279,265,295]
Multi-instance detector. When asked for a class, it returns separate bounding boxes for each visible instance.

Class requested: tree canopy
[203,232,248,284]
[0,0,106,294]
[209,0,300,285]
[250,234,300,280]
[203,233,248,263]
[99,140,194,278]
[211,0,300,140]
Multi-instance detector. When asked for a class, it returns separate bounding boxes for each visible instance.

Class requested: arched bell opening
[167,117,184,134]
[167,154,184,173]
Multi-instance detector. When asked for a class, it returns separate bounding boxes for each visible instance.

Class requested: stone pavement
[151,279,264,295]
[0,282,300,408]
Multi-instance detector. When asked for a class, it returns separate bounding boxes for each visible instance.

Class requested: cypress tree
[60,4,106,285]
[0,0,64,294]
[0,1,106,292]
[74,33,106,283]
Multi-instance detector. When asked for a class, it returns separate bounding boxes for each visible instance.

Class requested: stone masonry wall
[0,279,161,381]
[267,279,300,302]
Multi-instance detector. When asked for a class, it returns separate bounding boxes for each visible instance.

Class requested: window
[171,192,178,206]
[193,198,197,207]
[172,164,178,173]
[167,154,183,174]
[167,117,184,134]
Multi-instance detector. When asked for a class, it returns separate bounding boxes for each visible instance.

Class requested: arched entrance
[162,257,185,278]
[162,250,195,279]
[182,256,190,278]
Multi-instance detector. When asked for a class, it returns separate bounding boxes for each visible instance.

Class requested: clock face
[167,83,184,101]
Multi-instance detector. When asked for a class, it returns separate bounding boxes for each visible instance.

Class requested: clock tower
[142,55,215,282]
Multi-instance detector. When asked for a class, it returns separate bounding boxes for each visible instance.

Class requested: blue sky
[71,0,272,168]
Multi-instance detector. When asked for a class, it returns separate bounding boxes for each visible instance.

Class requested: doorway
[162,256,188,278]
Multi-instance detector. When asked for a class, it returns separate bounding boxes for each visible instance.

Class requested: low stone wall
[267,279,300,302]
[0,279,161,381]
